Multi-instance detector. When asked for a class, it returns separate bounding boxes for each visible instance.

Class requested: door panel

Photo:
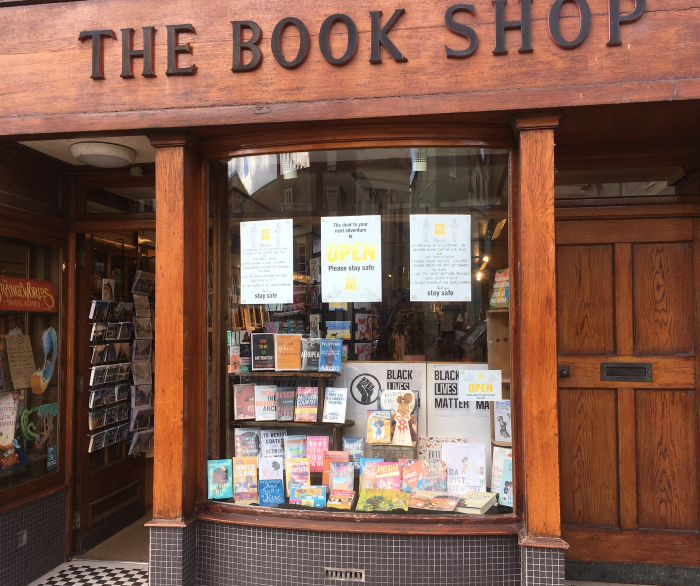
[633,243,694,355]
[559,388,619,528]
[636,390,697,531]
[557,245,615,355]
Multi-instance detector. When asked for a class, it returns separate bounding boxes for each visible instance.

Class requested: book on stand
[254,385,278,421]
[285,457,311,497]
[275,387,296,421]
[283,435,307,459]
[306,436,330,473]
[322,387,348,423]
[234,428,260,457]
[342,437,364,471]
[233,384,256,420]
[258,456,285,507]
[207,459,233,500]
[233,456,259,505]
[329,461,354,492]
[322,451,349,489]
[294,387,319,422]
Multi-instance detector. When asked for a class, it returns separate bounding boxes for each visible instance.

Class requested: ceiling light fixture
[69,142,137,168]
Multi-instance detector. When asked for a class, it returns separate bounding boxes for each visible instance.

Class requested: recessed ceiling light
[69,142,137,168]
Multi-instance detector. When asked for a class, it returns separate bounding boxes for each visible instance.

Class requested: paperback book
[260,429,287,459]
[294,387,319,422]
[408,490,461,512]
[499,457,513,507]
[355,488,409,512]
[375,462,401,490]
[327,490,355,510]
[421,460,448,492]
[258,456,285,507]
[207,459,233,500]
[318,339,342,372]
[359,458,383,488]
[234,428,260,457]
[240,343,252,372]
[366,410,392,444]
[254,385,278,421]
[300,338,320,371]
[275,387,296,421]
[322,451,350,489]
[233,384,256,420]
[494,400,512,443]
[322,387,348,423]
[329,461,354,492]
[399,459,423,492]
[275,334,302,371]
[233,457,259,505]
[285,457,311,497]
[306,435,330,473]
[251,333,276,370]
[491,446,512,493]
[442,442,487,493]
[290,486,326,508]
[455,491,498,515]
[342,437,364,471]
[284,435,306,459]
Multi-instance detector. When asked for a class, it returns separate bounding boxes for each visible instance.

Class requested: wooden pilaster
[514,115,567,548]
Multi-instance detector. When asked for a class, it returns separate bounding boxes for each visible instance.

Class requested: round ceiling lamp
[69,142,137,168]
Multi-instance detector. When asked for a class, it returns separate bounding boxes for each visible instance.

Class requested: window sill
[197,500,521,535]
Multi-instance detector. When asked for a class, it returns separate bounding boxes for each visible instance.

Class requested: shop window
[207,147,513,517]
[0,236,62,491]
[86,186,156,214]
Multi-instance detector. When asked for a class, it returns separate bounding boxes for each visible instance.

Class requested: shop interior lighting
[411,148,428,172]
[69,142,137,168]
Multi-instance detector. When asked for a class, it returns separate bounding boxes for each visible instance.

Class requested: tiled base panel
[151,521,564,586]
[0,488,66,586]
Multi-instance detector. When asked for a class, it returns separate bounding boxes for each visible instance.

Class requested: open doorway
[72,230,155,563]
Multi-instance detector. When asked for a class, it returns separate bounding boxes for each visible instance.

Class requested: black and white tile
[28,562,148,586]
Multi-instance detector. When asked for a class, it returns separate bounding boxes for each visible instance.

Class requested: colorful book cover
[329,461,354,492]
[258,456,285,507]
[275,334,302,371]
[360,460,381,489]
[301,338,320,371]
[284,435,307,459]
[310,314,321,338]
[285,457,311,497]
[400,459,423,493]
[417,437,468,461]
[318,339,342,372]
[491,446,513,494]
[290,485,326,508]
[229,345,241,374]
[355,342,372,361]
[294,387,319,422]
[251,333,276,370]
[327,490,355,510]
[359,458,383,482]
[322,451,350,489]
[233,456,259,505]
[421,460,448,492]
[490,268,510,308]
[342,437,364,472]
[239,343,252,372]
[408,490,461,512]
[306,435,330,473]
[264,321,280,334]
[354,313,374,340]
[355,488,409,512]
[325,321,351,339]
[442,442,487,493]
[375,462,401,490]
[494,400,512,443]
[233,384,256,420]
[499,457,513,507]
[260,429,287,459]
[379,389,418,441]
[234,428,260,457]
[275,387,296,422]
[207,459,233,500]
[322,387,348,423]
[366,410,392,444]
[254,385,278,421]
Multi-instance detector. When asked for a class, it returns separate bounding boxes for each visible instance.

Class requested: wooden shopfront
[0,1,699,585]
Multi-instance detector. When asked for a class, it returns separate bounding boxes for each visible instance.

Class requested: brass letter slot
[600,362,652,382]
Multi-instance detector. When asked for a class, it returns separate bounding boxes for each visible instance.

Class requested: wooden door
[73,234,146,554]
[556,216,700,567]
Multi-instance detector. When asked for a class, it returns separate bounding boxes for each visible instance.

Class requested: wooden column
[514,115,567,548]
[151,136,205,522]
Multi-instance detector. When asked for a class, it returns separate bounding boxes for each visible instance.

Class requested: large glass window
[0,235,62,491]
[207,147,514,516]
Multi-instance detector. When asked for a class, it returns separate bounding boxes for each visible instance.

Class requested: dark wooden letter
[121,27,156,78]
[445,4,478,58]
[271,17,310,69]
[548,0,591,49]
[232,21,263,72]
[608,0,645,46]
[319,14,358,66]
[166,24,197,76]
[369,9,408,63]
[78,30,116,80]
[492,0,533,55]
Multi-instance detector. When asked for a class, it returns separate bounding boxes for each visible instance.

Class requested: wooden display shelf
[230,419,355,450]
[230,371,340,378]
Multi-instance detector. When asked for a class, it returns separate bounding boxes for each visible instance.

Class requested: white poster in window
[321,216,382,303]
[240,219,293,305]
[458,370,502,401]
[409,214,471,302]
[427,363,474,418]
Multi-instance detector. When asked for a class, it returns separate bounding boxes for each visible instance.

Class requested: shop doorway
[555,214,700,566]
[72,230,155,560]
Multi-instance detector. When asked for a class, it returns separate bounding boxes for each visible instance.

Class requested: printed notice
[240,219,293,304]
[409,214,471,302]
[5,334,36,390]
[458,370,502,402]
[321,216,382,303]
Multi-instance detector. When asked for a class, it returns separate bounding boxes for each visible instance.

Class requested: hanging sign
[409,214,471,302]
[321,216,382,303]
[458,369,502,401]
[240,219,294,305]
[0,277,56,312]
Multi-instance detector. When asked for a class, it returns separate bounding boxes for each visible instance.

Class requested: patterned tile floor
[28,562,148,586]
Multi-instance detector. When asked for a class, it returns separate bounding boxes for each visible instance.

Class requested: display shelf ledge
[230,419,355,429]
[230,371,340,378]
[197,501,520,536]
